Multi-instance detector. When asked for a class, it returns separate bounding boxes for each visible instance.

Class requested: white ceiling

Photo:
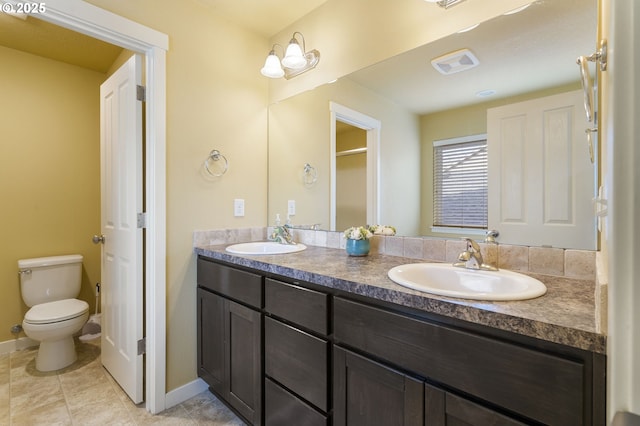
[194,0,328,37]
[346,0,597,114]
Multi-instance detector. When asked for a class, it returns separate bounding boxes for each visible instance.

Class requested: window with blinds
[433,135,488,229]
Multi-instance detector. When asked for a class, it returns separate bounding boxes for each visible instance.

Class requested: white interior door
[99,54,144,403]
[487,90,596,249]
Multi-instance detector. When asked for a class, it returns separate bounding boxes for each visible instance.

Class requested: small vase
[345,238,370,256]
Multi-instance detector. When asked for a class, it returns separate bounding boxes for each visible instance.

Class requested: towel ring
[204,150,228,177]
[303,163,317,186]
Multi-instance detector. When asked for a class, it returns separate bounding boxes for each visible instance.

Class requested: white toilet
[18,254,90,372]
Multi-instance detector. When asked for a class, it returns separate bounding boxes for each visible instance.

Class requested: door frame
[329,102,381,231]
[38,0,168,414]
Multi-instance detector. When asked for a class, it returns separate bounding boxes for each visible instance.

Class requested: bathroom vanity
[195,244,606,425]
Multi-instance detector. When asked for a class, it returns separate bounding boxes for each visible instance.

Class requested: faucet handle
[461,237,481,252]
[485,229,500,244]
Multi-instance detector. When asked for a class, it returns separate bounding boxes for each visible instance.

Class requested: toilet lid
[24,299,89,324]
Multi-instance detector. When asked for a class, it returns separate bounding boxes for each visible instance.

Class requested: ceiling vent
[431,48,480,75]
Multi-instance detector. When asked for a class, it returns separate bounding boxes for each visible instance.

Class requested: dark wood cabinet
[264,278,329,335]
[424,384,527,426]
[333,296,589,425]
[264,279,330,425]
[225,300,262,424]
[197,259,262,425]
[334,346,424,426]
[197,288,225,393]
[334,346,528,426]
[265,317,328,411]
[197,256,605,426]
[265,378,327,426]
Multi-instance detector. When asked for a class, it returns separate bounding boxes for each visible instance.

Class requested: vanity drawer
[197,258,262,309]
[265,278,329,335]
[333,297,584,426]
[265,316,328,411]
[265,378,327,426]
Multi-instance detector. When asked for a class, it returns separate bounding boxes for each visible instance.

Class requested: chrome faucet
[453,238,498,271]
[269,225,295,245]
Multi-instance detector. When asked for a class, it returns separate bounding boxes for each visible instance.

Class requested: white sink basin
[388,263,546,301]
[225,241,307,255]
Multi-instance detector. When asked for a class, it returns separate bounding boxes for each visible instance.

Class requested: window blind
[433,138,488,229]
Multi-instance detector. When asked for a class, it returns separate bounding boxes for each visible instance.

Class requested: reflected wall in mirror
[335,121,367,231]
[268,0,598,249]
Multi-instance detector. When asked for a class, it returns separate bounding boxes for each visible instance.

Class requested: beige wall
[336,127,367,230]
[268,76,421,236]
[419,82,581,236]
[0,46,104,341]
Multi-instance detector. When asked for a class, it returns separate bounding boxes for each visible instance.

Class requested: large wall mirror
[268,0,597,249]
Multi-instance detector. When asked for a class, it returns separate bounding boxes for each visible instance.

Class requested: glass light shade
[260,53,284,78]
[282,40,307,69]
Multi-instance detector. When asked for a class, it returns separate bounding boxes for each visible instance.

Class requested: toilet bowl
[22,299,89,371]
[18,255,90,372]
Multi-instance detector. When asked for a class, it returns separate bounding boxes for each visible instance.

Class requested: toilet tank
[18,254,83,307]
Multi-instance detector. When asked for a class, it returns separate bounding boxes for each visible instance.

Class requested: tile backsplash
[193,227,597,281]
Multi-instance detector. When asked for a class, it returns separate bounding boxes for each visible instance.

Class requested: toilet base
[36,336,77,372]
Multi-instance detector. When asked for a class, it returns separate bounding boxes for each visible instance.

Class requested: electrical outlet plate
[234,199,245,217]
[287,200,296,216]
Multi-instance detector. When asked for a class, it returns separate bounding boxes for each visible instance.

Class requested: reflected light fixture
[423,0,468,9]
[503,2,533,15]
[261,32,320,80]
[457,23,480,33]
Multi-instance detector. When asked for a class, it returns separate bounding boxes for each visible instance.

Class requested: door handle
[92,234,106,244]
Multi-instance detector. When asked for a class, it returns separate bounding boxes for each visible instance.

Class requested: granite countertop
[195,244,606,354]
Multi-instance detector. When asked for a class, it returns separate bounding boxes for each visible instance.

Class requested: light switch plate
[234,199,245,217]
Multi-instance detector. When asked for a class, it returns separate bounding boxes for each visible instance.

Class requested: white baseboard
[165,378,209,409]
[0,336,38,355]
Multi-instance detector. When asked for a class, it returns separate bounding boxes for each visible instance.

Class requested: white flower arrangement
[343,226,373,241]
[369,225,397,236]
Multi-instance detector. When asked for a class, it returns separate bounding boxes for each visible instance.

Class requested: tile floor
[0,339,244,425]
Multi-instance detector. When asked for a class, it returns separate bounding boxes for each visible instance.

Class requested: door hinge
[136,85,146,102]
[137,338,146,355]
[137,212,147,229]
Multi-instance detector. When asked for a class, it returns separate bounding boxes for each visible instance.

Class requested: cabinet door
[425,384,526,426]
[334,297,584,425]
[334,346,423,426]
[197,288,225,396]
[265,378,327,426]
[226,300,262,425]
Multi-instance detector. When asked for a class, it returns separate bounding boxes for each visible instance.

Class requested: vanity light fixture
[260,32,320,80]
[423,0,467,9]
[261,45,285,78]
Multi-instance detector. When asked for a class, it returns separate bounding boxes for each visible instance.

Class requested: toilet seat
[24,299,89,324]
